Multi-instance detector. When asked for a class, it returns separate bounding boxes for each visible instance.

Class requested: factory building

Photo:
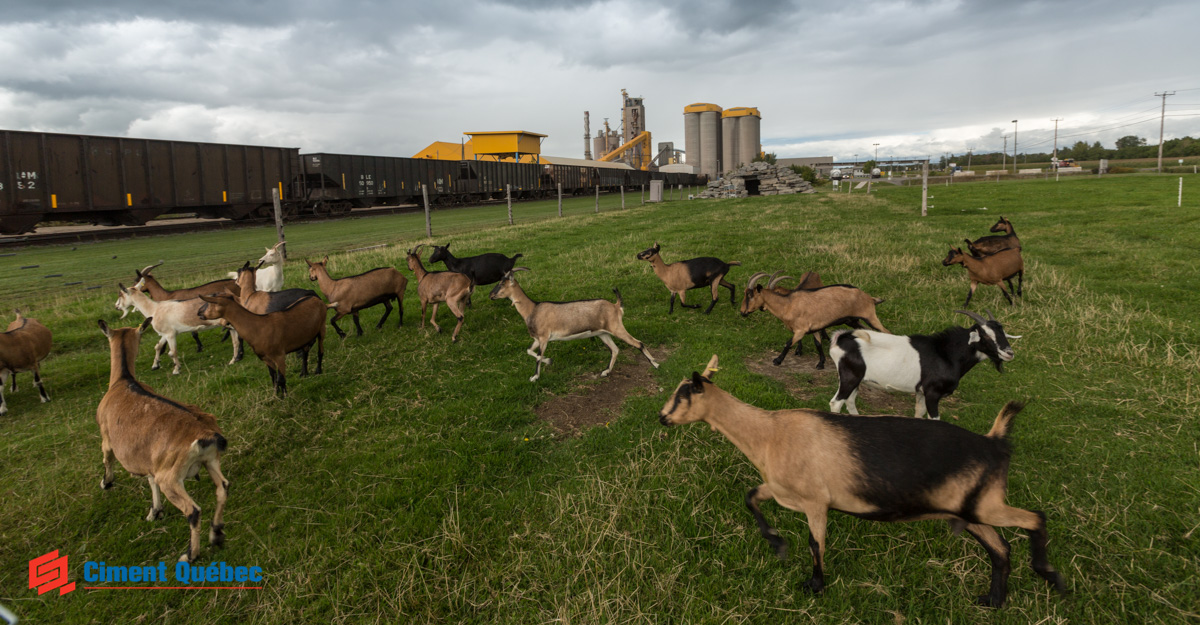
[683,104,760,178]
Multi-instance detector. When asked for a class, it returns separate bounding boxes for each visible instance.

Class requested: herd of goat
[2,216,1059,608]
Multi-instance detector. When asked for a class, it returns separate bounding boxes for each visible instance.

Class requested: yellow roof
[684,103,723,113]
[722,107,761,118]
[464,131,546,156]
[413,140,476,160]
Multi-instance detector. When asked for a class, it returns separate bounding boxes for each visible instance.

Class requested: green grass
[1,176,1197,623]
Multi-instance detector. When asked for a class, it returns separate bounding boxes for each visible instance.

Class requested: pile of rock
[698,162,815,199]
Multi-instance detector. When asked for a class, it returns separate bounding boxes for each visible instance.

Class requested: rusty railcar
[0,130,301,234]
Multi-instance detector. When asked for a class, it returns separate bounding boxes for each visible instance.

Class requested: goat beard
[993,360,1004,373]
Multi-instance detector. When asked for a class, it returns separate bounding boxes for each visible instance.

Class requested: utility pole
[1156,91,1175,173]
[967,147,974,170]
[873,143,880,165]
[1050,118,1062,164]
[1002,135,1008,172]
[1011,120,1018,174]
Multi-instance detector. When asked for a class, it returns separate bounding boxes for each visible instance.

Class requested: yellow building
[413,131,547,164]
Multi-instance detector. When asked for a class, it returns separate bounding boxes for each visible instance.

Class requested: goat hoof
[210,526,225,547]
[147,508,163,521]
[529,375,540,382]
[976,594,1004,609]
[814,364,825,370]
[101,479,113,490]
[772,358,784,366]
[151,364,160,370]
[172,369,181,376]
[801,578,825,594]
[600,370,612,378]
[178,552,191,563]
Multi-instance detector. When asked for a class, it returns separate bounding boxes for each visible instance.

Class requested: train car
[0,130,301,234]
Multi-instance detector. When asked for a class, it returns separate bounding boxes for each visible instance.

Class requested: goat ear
[322,255,329,264]
[97,319,111,337]
[755,284,763,292]
[690,371,706,392]
[968,330,980,344]
[118,283,126,292]
[139,317,153,334]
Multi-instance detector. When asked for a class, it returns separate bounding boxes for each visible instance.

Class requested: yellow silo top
[684,103,723,113]
[721,107,761,118]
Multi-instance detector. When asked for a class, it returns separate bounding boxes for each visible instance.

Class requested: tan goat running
[740,271,888,368]
[0,310,53,416]
[305,255,408,338]
[658,355,1068,608]
[942,247,1024,307]
[636,242,741,314]
[489,269,660,382]
[405,244,472,342]
[199,294,328,397]
[96,318,229,563]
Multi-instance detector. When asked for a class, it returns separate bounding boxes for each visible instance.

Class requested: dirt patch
[534,359,658,437]
[744,350,960,417]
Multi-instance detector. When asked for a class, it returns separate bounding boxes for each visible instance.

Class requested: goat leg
[146,477,164,521]
[965,523,1012,608]
[34,370,49,402]
[679,290,700,309]
[720,278,737,305]
[801,507,829,594]
[963,282,978,308]
[1016,270,1024,297]
[746,486,787,559]
[668,293,677,314]
[772,337,795,366]
[997,283,1014,305]
[8,371,15,393]
[352,313,365,336]
[314,333,324,375]
[376,300,392,329]
[812,332,827,370]
[330,314,348,339]
[192,331,203,353]
[100,443,116,489]
[158,478,202,563]
[206,461,229,547]
[598,334,620,377]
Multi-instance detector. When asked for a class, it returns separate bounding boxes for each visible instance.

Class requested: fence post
[921,161,929,217]
[620,185,625,209]
[272,188,287,258]
[1180,177,1184,208]
[506,184,513,225]
[557,183,562,217]
[595,186,599,213]
[641,184,645,205]
[422,186,432,237]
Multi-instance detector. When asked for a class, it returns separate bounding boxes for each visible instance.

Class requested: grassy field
[1,176,1197,623]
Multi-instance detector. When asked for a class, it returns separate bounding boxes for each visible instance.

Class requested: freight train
[0,130,705,235]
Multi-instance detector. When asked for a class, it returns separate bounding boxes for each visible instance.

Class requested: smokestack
[584,111,592,160]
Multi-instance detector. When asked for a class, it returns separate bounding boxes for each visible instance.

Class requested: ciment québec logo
[29,550,75,596]
[29,550,263,597]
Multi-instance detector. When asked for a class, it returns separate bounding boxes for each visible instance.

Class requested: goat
[966,216,1021,256]
[134,262,240,353]
[658,355,1068,608]
[305,255,407,338]
[829,309,1020,420]
[96,318,229,563]
[636,242,740,314]
[428,243,522,288]
[759,271,839,356]
[226,242,286,292]
[404,244,472,342]
[740,271,888,368]
[232,262,321,359]
[0,310,52,416]
[489,269,660,381]
[115,285,241,373]
[199,294,328,397]
[943,247,1024,307]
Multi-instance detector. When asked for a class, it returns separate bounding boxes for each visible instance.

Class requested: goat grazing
[490,269,660,381]
[199,294,328,397]
[405,244,472,342]
[135,262,240,353]
[226,242,286,292]
[0,310,52,416]
[740,271,888,368]
[305,256,407,338]
[96,318,229,563]
[636,242,740,314]
[966,216,1021,256]
[115,285,241,373]
[943,247,1024,307]
[658,355,1067,608]
[428,243,522,288]
[828,309,1019,420]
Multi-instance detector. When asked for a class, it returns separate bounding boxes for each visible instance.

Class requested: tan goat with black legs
[658,355,1068,608]
[305,256,408,338]
[96,319,229,563]
[740,271,888,368]
[942,247,1024,307]
[636,242,740,314]
[489,269,660,382]
[199,294,328,397]
[405,244,472,342]
[966,216,1021,256]
[0,310,52,416]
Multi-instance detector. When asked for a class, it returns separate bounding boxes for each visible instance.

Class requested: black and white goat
[828,309,1019,420]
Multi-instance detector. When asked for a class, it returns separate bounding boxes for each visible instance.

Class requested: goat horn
[140,261,164,275]
[511,267,531,272]
[412,244,426,255]
[954,309,988,325]
[701,355,720,378]
[985,308,997,322]
[768,273,793,289]
[745,271,769,289]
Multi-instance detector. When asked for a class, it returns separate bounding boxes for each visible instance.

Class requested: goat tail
[612,287,623,310]
[986,401,1025,439]
[193,432,228,456]
[511,253,523,261]
[872,297,885,305]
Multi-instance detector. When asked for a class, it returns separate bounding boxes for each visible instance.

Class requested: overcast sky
[2,0,1198,163]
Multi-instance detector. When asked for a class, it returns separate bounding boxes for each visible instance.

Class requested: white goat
[115,285,240,374]
[226,242,285,292]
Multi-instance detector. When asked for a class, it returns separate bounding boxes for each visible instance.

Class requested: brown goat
[405,244,472,342]
[135,262,241,354]
[96,319,229,563]
[199,294,328,397]
[636,242,740,314]
[741,272,888,368]
[489,269,660,381]
[966,216,1021,256]
[305,255,408,338]
[658,355,1067,608]
[942,247,1024,307]
[0,310,53,416]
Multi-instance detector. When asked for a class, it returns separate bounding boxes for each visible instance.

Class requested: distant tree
[753,152,777,165]
[1115,135,1147,150]
[862,159,877,172]
[789,165,817,184]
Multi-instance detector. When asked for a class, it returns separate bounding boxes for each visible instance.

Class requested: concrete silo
[684,103,722,178]
[722,111,740,173]
[723,107,761,171]
[683,106,701,169]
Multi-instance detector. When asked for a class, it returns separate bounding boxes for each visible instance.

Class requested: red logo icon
[29,550,75,596]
